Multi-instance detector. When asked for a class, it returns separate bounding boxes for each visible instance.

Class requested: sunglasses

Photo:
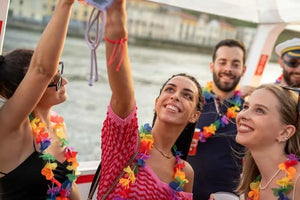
[281,85,300,127]
[282,59,300,68]
[48,61,64,91]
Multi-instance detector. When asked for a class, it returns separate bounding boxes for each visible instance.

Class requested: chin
[235,134,247,147]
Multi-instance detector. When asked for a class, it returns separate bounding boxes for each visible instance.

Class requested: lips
[220,73,234,81]
[165,103,181,112]
[238,123,253,133]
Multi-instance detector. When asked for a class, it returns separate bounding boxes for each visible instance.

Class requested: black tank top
[0,150,70,199]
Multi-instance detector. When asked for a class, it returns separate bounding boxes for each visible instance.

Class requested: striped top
[97,104,193,200]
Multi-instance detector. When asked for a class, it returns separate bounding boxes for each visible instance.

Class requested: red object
[76,174,94,184]
[0,20,3,36]
[188,129,200,156]
[255,54,269,76]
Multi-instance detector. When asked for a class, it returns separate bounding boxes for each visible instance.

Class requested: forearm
[31,0,74,77]
[105,0,134,118]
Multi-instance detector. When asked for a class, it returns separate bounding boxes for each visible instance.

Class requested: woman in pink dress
[97,0,204,199]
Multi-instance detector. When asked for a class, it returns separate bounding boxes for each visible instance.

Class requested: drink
[188,128,200,156]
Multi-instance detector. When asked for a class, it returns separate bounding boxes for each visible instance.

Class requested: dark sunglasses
[282,59,300,68]
[281,85,300,127]
[48,61,64,91]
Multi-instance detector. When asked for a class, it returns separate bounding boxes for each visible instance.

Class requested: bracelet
[105,37,128,71]
[105,37,128,44]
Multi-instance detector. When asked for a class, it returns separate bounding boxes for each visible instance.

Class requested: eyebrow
[166,83,195,94]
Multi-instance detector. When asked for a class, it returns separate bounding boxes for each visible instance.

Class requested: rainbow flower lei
[116,123,188,199]
[30,112,79,200]
[248,154,299,200]
[199,81,242,142]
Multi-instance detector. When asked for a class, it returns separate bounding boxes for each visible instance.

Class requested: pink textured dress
[97,104,193,200]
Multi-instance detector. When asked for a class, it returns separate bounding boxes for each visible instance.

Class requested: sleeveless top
[97,104,192,200]
[0,144,71,199]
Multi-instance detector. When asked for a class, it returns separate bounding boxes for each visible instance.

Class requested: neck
[212,83,236,101]
[251,150,286,185]
[151,120,184,151]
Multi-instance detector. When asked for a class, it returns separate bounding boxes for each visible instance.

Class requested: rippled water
[3,27,282,161]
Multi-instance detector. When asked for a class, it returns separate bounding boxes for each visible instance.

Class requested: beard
[283,69,300,87]
[213,71,241,92]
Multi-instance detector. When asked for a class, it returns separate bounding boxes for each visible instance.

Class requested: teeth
[239,124,251,131]
[166,104,178,112]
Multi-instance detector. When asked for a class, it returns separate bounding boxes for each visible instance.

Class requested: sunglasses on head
[281,85,300,127]
[282,59,300,68]
[48,61,64,91]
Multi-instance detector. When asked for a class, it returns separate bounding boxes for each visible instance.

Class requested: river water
[3,27,282,161]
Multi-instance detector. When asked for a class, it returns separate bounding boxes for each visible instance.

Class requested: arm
[0,0,74,131]
[105,0,135,118]
[183,161,194,193]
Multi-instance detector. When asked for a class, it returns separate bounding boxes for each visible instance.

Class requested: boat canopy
[148,0,300,86]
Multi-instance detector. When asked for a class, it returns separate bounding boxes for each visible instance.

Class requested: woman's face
[155,76,200,126]
[236,88,287,150]
[38,74,68,108]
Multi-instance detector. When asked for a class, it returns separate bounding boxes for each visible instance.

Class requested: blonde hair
[237,84,300,195]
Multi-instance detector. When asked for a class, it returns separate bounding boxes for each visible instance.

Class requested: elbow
[110,96,135,118]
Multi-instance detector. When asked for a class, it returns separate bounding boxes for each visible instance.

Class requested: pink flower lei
[115,123,188,199]
[30,111,79,199]
[199,81,242,142]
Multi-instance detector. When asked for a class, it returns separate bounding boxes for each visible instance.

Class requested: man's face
[210,46,246,92]
[281,53,300,87]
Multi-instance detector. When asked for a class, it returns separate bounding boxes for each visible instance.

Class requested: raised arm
[105,0,135,118]
[0,0,74,130]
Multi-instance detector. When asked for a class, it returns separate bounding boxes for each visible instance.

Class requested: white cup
[213,192,239,200]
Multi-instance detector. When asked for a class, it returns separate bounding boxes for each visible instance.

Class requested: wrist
[105,23,128,40]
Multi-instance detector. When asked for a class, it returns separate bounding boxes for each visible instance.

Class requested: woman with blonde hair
[236,84,300,199]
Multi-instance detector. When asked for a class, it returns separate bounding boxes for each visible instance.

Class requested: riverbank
[6,19,216,55]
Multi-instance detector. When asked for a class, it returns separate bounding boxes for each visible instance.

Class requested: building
[7,0,256,50]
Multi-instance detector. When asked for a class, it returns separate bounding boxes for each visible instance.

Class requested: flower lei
[199,81,242,142]
[116,123,188,199]
[30,111,79,200]
[248,154,299,200]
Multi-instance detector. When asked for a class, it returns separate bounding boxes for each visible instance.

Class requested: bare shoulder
[182,160,194,193]
[183,160,194,178]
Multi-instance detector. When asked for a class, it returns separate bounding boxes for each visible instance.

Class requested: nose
[170,92,180,101]
[237,109,249,123]
[62,77,68,85]
[223,63,233,72]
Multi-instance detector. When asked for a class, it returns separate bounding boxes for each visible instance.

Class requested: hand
[240,85,255,99]
[189,138,198,151]
[208,194,215,200]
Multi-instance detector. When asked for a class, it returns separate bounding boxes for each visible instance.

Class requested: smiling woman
[0,0,81,199]
[94,0,205,199]
[236,84,300,200]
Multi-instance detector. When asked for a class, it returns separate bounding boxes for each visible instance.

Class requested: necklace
[259,168,281,190]
[30,111,79,199]
[153,144,172,159]
[248,154,299,200]
[117,123,188,198]
[199,81,242,143]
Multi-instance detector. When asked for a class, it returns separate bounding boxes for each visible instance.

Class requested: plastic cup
[213,192,239,200]
[188,128,200,156]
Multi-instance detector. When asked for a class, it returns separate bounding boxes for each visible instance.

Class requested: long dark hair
[152,73,204,160]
